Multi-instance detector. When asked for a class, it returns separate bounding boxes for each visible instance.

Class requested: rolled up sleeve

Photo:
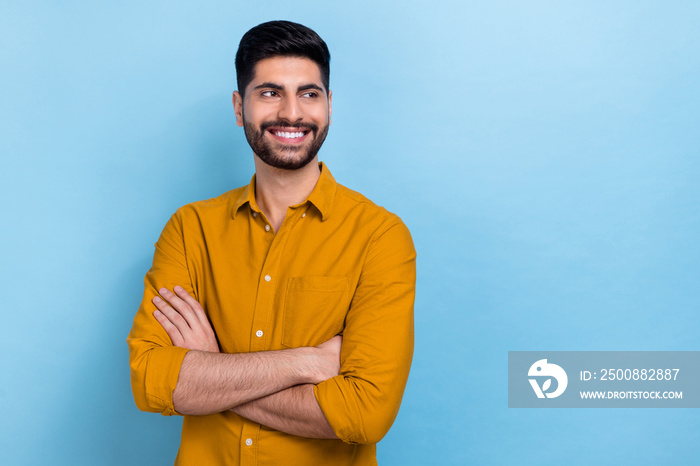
[314,217,416,444]
[127,211,193,415]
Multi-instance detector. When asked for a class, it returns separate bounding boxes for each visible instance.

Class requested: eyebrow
[298,84,324,93]
[254,82,284,91]
[253,82,325,93]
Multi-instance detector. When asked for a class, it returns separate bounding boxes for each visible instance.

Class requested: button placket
[249,206,299,355]
[240,424,259,463]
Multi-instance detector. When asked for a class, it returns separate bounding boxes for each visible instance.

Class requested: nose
[277,95,302,123]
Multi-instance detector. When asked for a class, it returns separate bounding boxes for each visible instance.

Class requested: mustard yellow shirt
[127,163,416,465]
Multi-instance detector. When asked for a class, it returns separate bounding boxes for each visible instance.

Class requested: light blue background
[2,1,698,464]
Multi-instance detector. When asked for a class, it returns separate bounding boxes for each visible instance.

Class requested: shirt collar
[231,162,337,221]
[231,174,258,219]
[306,162,336,221]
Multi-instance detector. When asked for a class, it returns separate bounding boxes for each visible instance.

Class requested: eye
[261,90,279,98]
[301,91,319,99]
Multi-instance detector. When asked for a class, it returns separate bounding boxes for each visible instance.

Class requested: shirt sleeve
[127,210,193,416]
[314,216,416,444]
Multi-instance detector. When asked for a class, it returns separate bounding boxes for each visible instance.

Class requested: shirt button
[264,275,271,282]
[245,438,253,446]
[252,212,257,217]
[265,224,271,231]
[256,330,263,338]
[302,213,306,218]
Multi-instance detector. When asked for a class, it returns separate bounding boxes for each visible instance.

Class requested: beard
[243,118,329,170]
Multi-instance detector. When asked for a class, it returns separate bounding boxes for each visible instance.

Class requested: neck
[253,156,321,231]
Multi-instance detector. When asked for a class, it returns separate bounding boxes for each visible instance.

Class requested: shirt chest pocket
[281,276,349,349]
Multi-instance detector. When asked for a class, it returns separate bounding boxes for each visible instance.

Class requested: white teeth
[275,131,305,139]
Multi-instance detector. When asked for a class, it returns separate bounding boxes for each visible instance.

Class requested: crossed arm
[152,285,338,438]
[130,212,415,444]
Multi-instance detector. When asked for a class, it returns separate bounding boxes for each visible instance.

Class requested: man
[127,20,416,465]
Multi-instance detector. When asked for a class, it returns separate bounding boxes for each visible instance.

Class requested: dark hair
[235,20,330,96]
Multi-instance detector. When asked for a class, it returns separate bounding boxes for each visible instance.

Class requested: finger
[153,295,191,332]
[171,287,219,352]
[173,286,210,328]
[153,309,185,347]
[157,287,197,327]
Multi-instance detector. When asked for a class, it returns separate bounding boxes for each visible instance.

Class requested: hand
[312,335,342,382]
[152,286,220,353]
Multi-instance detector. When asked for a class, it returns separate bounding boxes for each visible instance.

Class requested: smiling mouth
[267,128,311,143]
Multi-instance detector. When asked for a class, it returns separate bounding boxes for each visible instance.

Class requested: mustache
[260,121,318,133]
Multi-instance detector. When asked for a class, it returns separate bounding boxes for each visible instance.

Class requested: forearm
[232,384,337,439]
[173,347,321,415]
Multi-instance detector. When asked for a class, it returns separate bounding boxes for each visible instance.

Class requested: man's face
[233,56,332,170]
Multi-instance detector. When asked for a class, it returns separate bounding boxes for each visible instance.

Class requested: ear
[233,91,244,127]
[328,90,332,125]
